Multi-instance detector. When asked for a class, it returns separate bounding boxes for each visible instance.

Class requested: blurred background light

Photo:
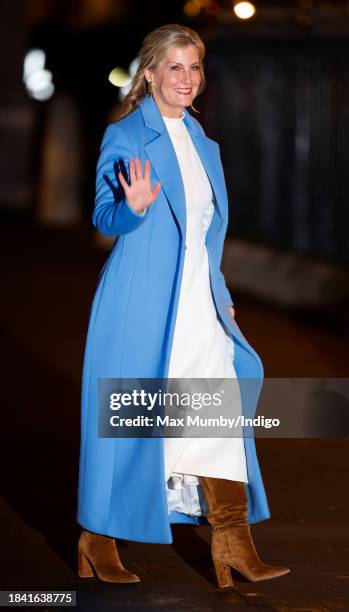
[30,82,55,101]
[183,0,203,18]
[128,57,139,77]
[118,57,139,99]
[23,48,54,101]
[108,66,130,87]
[26,69,52,92]
[23,48,45,81]
[233,1,256,20]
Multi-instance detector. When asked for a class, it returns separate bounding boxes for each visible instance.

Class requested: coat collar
[138,95,225,238]
[139,92,203,136]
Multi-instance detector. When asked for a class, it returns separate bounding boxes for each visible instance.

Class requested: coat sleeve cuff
[92,123,156,236]
[114,197,153,232]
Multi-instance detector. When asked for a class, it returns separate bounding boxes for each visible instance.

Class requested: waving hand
[118,158,161,215]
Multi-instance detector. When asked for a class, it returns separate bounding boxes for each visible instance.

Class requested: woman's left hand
[229,306,235,319]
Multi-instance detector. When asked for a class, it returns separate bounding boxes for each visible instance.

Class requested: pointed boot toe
[94,566,141,584]
[251,563,290,582]
[211,527,290,586]
[77,530,141,584]
[200,477,290,588]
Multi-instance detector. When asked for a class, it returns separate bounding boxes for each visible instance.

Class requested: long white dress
[162,113,248,517]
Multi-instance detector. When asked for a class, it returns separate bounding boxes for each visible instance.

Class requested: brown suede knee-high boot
[77,530,140,583]
[200,477,290,588]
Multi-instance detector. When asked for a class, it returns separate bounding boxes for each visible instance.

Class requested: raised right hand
[118,158,161,214]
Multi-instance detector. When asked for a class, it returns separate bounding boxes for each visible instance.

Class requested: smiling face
[144,44,202,118]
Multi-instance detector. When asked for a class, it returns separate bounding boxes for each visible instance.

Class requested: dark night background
[3,0,349,263]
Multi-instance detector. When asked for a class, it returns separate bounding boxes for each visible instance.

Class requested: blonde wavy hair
[115,24,206,121]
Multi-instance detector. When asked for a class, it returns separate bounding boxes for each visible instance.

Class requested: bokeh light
[233,2,256,20]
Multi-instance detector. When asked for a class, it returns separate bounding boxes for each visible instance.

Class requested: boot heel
[78,550,94,578]
[213,558,234,588]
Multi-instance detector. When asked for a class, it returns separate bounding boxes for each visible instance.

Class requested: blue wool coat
[77,94,270,544]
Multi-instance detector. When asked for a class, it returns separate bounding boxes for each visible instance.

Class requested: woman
[77,24,290,588]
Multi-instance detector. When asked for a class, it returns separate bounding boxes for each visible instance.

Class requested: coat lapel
[140,95,186,237]
[182,115,226,225]
[139,95,226,238]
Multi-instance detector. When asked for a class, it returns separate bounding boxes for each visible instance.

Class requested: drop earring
[147,80,153,96]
